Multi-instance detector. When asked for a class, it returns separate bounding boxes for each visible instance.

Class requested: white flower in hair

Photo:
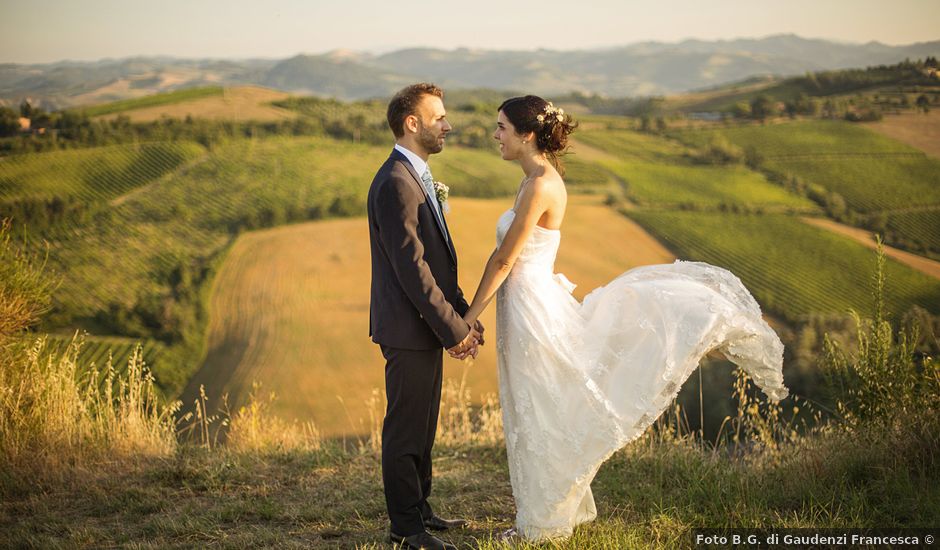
[540,101,565,124]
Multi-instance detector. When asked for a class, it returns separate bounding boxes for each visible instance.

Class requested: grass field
[4,400,937,548]
[181,195,678,436]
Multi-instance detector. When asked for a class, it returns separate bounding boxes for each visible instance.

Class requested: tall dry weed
[0,333,177,477]
[226,382,322,452]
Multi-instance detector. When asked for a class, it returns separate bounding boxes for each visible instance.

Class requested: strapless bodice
[496,209,561,271]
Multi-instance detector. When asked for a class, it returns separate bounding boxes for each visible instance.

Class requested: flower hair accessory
[536,102,565,124]
[433,180,450,214]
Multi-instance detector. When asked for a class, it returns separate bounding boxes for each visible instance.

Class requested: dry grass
[181,195,677,436]
[226,382,323,453]
[0,333,177,479]
[863,110,940,159]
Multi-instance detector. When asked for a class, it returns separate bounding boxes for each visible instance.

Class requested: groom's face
[412,95,451,156]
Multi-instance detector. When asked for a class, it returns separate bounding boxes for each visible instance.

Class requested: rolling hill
[3,34,938,109]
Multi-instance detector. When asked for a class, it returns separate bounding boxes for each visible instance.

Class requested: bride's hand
[473,319,485,346]
[461,315,484,348]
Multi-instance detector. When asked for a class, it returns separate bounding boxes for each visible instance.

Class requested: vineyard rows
[0,142,205,204]
[43,333,165,379]
[575,127,819,210]
[671,119,940,214]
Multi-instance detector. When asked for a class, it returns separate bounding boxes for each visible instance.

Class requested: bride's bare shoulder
[524,171,566,198]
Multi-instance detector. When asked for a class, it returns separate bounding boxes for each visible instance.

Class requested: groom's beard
[417,122,444,154]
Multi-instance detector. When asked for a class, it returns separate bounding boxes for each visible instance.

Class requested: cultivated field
[575,128,819,211]
[181,195,678,436]
[93,86,297,122]
[800,216,940,280]
[0,142,204,202]
[864,109,940,158]
[672,119,940,213]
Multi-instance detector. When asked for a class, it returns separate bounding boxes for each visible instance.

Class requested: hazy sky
[2,0,938,64]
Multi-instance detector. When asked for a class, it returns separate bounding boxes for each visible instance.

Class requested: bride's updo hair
[498,95,577,172]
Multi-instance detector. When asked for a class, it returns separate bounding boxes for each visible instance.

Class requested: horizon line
[5,32,938,66]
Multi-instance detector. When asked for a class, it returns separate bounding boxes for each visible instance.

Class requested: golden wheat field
[96,86,296,123]
[180,194,677,436]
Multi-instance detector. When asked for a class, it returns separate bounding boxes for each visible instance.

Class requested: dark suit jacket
[368,148,471,350]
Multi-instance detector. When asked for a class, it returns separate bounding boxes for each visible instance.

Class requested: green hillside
[0,142,205,223]
[734,118,939,210]
[667,59,940,114]
[576,128,818,210]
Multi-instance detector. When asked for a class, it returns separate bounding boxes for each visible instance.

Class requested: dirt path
[178,195,679,436]
[800,216,940,280]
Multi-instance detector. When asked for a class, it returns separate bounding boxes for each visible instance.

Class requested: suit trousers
[380,344,443,536]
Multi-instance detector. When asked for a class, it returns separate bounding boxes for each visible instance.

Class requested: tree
[731,101,751,119]
[750,95,776,121]
[916,94,930,114]
[0,107,20,137]
[19,100,33,118]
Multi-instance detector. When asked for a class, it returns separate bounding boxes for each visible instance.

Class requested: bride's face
[493,110,530,161]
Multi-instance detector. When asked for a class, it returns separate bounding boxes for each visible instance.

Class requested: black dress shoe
[389,530,457,550]
[424,514,468,532]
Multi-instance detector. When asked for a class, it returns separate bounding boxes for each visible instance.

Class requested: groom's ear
[404,114,420,134]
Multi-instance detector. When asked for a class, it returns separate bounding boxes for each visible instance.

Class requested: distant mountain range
[1,34,938,109]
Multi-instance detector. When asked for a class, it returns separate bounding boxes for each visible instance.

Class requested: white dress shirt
[393,144,447,237]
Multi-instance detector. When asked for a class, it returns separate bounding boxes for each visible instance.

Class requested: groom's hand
[447,326,480,360]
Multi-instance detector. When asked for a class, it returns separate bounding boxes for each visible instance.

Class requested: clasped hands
[447,318,485,360]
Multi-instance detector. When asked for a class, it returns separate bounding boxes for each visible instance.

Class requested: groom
[367,83,482,550]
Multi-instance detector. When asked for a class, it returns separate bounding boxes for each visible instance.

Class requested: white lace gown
[494,209,789,541]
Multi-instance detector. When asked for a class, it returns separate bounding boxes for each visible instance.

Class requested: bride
[458,95,790,541]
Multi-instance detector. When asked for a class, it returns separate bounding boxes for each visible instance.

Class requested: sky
[2,0,938,64]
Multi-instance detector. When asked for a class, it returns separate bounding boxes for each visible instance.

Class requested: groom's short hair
[387,83,444,138]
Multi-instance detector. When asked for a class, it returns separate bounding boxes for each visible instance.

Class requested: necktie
[420,169,448,242]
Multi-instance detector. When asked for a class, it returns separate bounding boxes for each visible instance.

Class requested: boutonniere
[433,181,450,214]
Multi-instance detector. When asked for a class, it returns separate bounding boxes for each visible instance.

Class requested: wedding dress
[494,208,789,541]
